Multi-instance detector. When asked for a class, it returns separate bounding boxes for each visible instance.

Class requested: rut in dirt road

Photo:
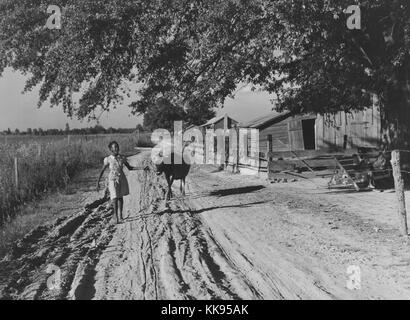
[3,151,410,300]
[92,161,265,300]
[0,152,348,300]
[0,195,116,300]
[0,151,271,300]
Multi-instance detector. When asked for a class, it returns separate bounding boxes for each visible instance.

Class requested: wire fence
[0,133,153,226]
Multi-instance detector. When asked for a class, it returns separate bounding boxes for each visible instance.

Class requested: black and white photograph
[0,0,410,304]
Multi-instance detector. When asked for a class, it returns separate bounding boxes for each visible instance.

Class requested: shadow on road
[182,185,266,200]
[208,185,266,197]
[156,200,271,216]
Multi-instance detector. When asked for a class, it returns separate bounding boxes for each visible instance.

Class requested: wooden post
[67,135,71,145]
[14,157,19,189]
[267,134,273,161]
[223,113,228,131]
[391,150,408,236]
[224,136,229,169]
[267,134,273,178]
[235,126,239,173]
[203,132,206,164]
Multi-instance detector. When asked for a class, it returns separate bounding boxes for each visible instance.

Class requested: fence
[266,145,410,238]
[198,127,410,237]
[0,133,152,226]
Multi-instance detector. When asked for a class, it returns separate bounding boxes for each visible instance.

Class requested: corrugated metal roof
[240,111,291,128]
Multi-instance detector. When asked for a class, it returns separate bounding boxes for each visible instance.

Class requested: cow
[154,148,191,201]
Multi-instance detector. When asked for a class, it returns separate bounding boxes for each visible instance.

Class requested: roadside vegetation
[0,133,152,230]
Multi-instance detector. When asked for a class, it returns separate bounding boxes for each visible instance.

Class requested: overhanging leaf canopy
[0,0,409,121]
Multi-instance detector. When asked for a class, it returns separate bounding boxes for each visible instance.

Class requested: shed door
[288,120,305,151]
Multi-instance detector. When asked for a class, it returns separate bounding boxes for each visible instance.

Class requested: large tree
[143,97,186,131]
[185,97,216,126]
[1,0,409,146]
[0,0,269,119]
[267,0,410,149]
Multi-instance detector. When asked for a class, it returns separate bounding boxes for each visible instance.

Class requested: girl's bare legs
[112,199,119,224]
[118,198,124,221]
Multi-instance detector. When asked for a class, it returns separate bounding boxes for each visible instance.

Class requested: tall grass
[0,133,153,226]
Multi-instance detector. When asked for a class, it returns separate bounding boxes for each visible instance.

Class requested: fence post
[267,134,273,178]
[14,157,19,189]
[67,135,71,145]
[267,134,273,161]
[224,136,229,169]
[391,150,408,237]
[203,132,206,164]
[235,126,240,173]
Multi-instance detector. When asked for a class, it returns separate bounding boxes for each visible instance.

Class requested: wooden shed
[316,107,381,150]
[240,104,382,157]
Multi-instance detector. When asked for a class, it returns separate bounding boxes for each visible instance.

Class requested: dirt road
[2,150,410,300]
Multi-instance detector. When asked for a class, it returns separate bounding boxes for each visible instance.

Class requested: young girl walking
[97,141,148,224]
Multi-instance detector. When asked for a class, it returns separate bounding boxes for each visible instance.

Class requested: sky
[0,69,276,131]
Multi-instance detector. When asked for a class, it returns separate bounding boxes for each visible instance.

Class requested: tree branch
[352,38,374,67]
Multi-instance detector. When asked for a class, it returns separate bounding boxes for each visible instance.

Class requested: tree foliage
[143,97,186,131]
[1,0,410,144]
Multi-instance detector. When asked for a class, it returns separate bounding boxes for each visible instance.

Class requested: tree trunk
[391,150,408,236]
[380,83,410,155]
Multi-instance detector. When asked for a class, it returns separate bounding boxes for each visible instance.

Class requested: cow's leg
[180,180,183,194]
[182,177,186,196]
[169,177,174,200]
[165,175,174,201]
[165,175,171,201]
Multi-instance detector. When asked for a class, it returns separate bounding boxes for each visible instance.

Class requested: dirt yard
[1,149,410,300]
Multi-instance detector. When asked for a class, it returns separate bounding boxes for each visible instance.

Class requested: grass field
[0,133,153,226]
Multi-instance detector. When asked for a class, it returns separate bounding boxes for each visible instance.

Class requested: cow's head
[155,162,165,176]
[154,151,169,176]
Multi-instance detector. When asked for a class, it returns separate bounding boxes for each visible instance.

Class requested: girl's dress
[104,155,130,200]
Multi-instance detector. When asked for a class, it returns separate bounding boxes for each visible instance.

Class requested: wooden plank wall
[259,123,290,155]
[259,114,317,156]
[316,105,381,150]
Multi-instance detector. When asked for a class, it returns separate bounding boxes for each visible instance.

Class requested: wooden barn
[240,104,382,158]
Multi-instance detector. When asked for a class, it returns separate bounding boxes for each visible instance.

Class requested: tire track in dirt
[89,152,270,300]
[0,195,117,300]
[1,151,350,300]
[163,199,260,300]
[183,169,340,299]
[5,151,410,299]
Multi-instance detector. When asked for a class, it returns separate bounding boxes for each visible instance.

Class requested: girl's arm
[124,159,149,171]
[97,164,108,191]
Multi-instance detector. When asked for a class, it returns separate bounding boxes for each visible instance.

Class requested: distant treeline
[2,124,145,136]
